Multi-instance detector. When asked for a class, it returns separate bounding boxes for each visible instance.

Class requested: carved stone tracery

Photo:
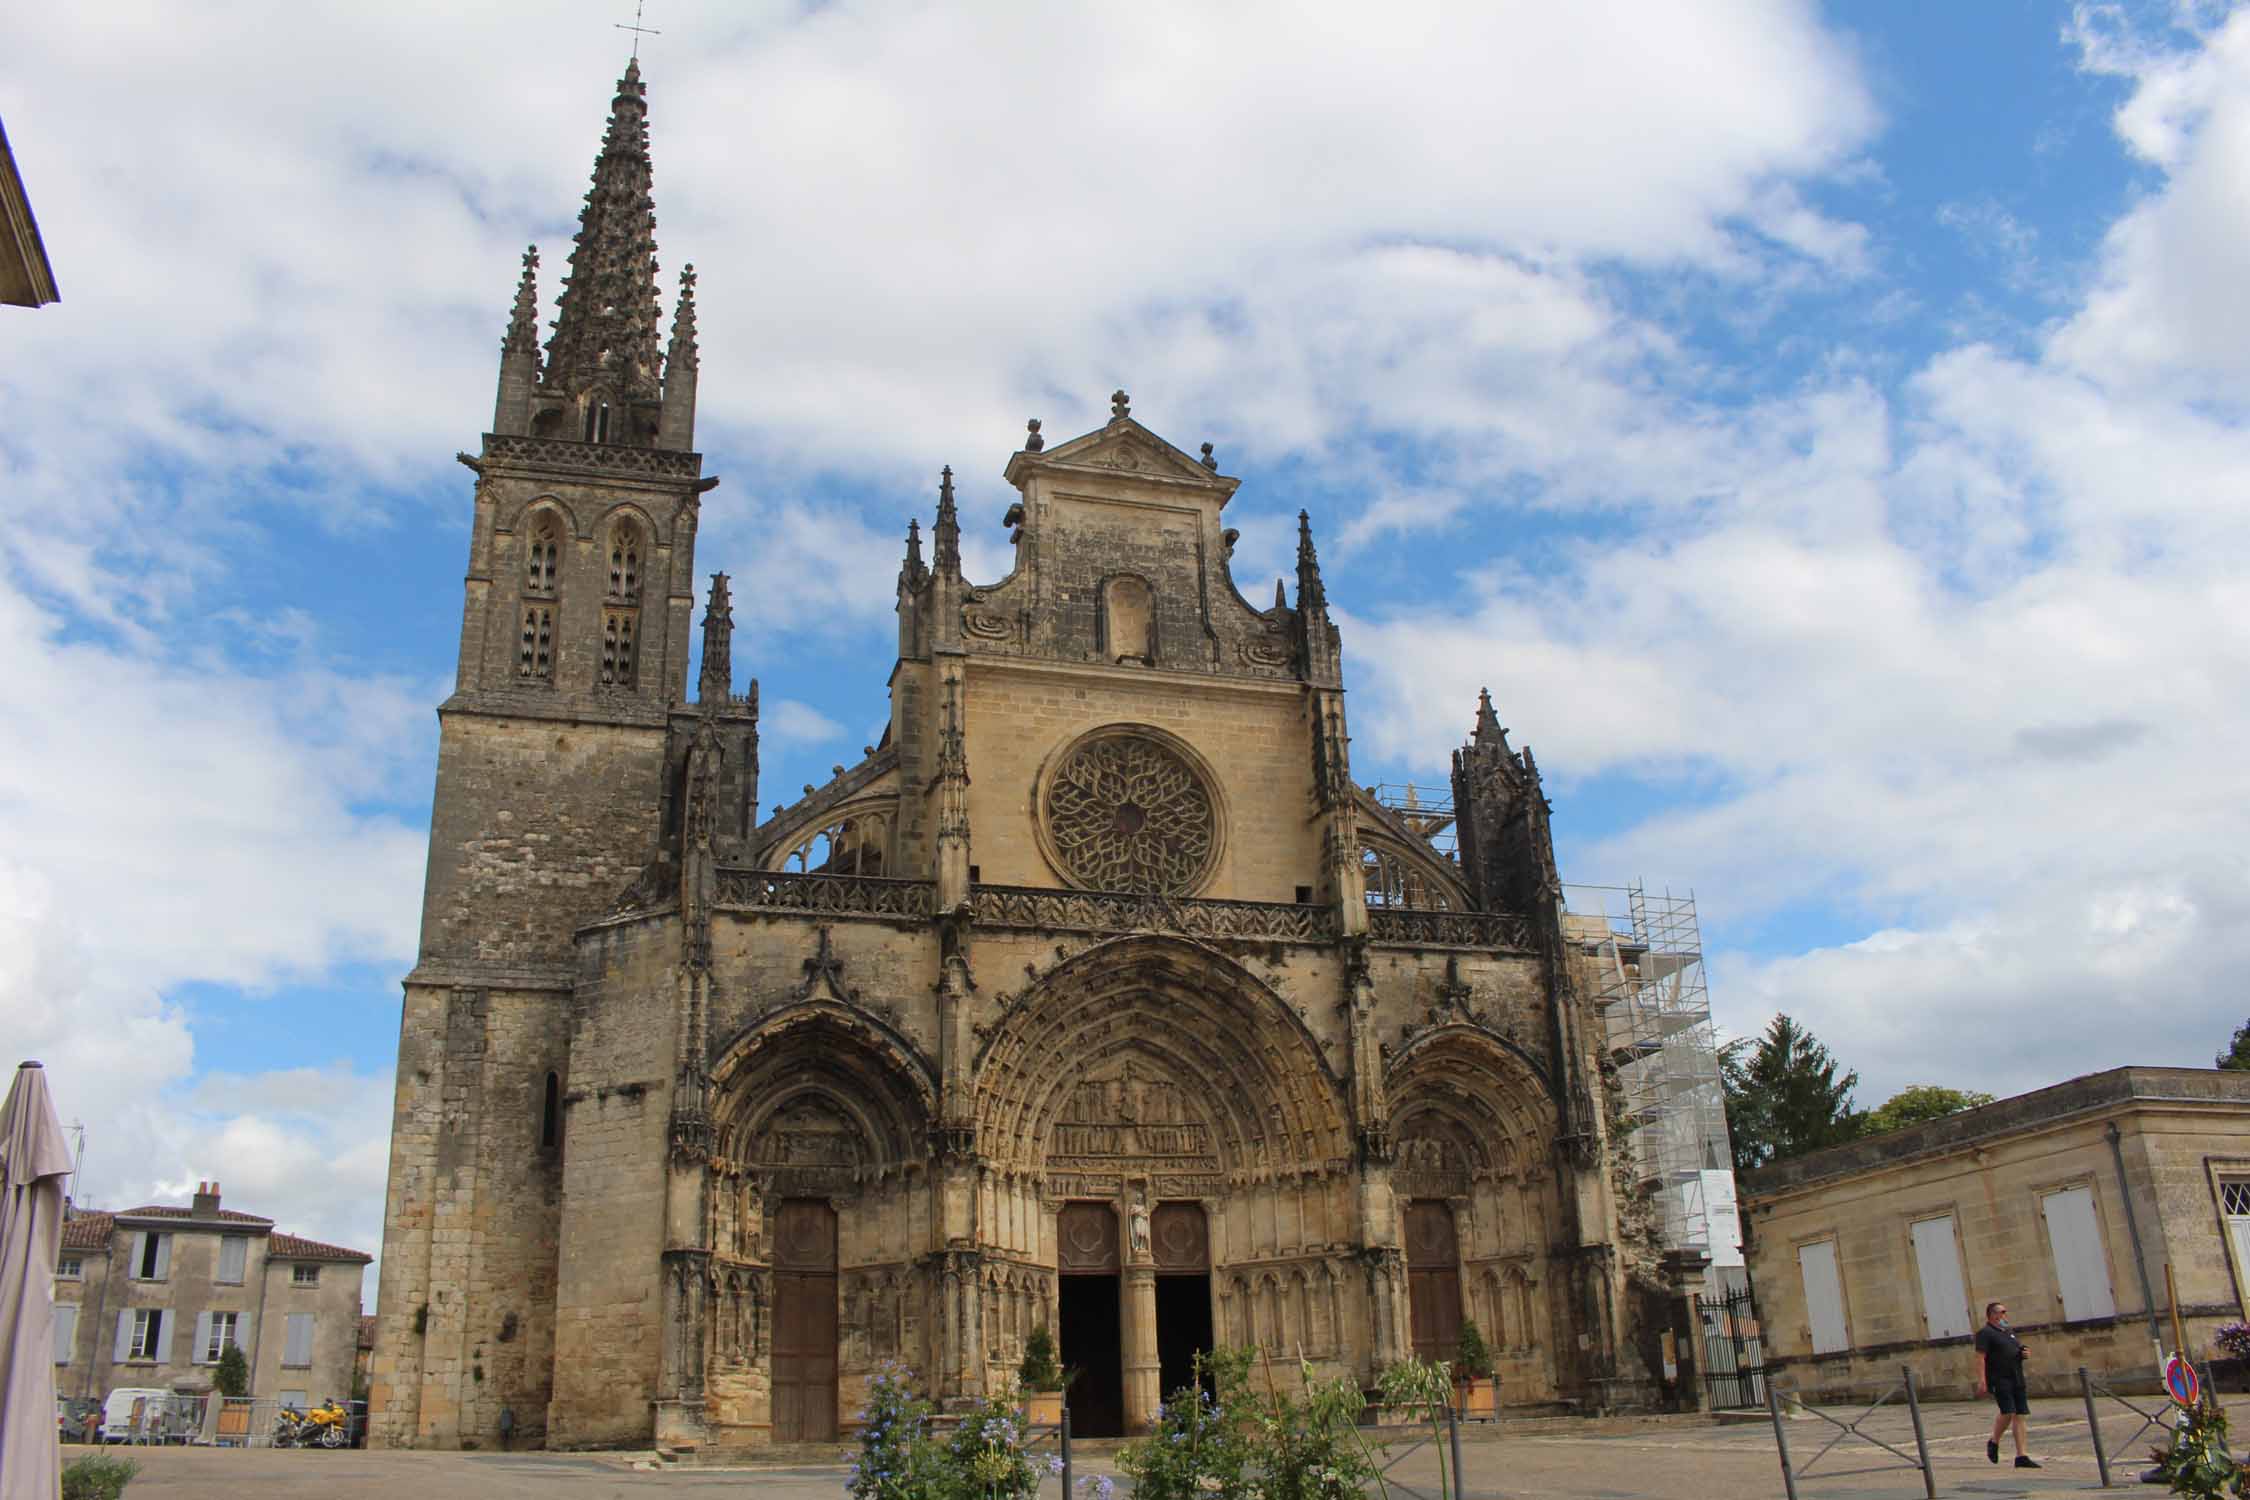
[1040,729,1219,896]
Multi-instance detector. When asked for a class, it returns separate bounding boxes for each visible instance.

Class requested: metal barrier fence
[1766,1366,1936,1500]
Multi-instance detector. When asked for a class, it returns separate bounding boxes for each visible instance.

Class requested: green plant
[846,1361,941,1500]
[1118,1347,1257,1500]
[1249,1355,1388,1500]
[2153,1396,2249,1498]
[213,1342,250,1398]
[1017,1324,1065,1392]
[1453,1320,1494,1382]
[943,1394,1040,1500]
[1377,1356,1459,1500]
[61,1454,139,1500]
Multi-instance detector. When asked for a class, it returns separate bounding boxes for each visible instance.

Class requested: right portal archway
[1386,1027,1562,1398]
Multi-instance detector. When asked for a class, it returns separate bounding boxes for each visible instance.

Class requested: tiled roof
[357,1315,378,1349]
[58,1207,370,1263]
[115,1205,274,1226]
[61,1213,113,1250]
[267,1232,372,1263]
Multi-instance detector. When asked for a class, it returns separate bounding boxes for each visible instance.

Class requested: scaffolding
[1564,882,1742,1273]
[1368,782,1458,857]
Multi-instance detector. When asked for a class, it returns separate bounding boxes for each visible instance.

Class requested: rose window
[1041,731,1218,895]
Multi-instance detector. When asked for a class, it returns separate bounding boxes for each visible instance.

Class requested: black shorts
[1990,1377,2029,1415]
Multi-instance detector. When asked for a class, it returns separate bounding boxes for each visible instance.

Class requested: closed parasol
[0,1062,76,1500]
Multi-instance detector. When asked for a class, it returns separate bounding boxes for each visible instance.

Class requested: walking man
[1974,1301,2040,1467]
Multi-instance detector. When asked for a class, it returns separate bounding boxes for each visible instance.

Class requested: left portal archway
[709,1009,935,1442]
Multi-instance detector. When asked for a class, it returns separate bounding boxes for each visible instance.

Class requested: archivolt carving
[1385,1027,1554,1185]
[972,937,1348,1179]
[1038,727,1222,896]
[710,1010,935,1197]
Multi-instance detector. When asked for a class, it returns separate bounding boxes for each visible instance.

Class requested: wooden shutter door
[772,1201,839,1442]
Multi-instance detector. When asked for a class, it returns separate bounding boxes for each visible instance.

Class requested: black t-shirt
[1976,1322,2026,1383]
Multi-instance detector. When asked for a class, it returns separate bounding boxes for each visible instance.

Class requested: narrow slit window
[542,1071,561,1150]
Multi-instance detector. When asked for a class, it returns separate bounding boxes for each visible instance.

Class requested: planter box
[1454,1378,1497,1419]
[1022,1391,1064,1426]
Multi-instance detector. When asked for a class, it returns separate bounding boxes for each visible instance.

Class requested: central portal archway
[973,937,1352,1431]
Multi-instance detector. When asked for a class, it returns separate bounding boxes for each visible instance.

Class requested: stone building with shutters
[1739,1066,2250,1401]
[52,1183,370,1411]
[370,58,1679,1453]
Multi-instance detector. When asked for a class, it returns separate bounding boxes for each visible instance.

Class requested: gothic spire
[503,246,541,357]
[933,467,962,575]
[545,57,666,407]
[900,517,928,592]
[1472,687,1510,752]
[698,572,733,703]
[668,263,699,371]
[1295,509,1328,614]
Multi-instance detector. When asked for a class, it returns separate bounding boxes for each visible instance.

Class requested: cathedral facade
[370,61,1675,1452]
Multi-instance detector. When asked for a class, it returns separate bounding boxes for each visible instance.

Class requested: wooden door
[1404,1200,1462,1365]
[772,1200,838,1442]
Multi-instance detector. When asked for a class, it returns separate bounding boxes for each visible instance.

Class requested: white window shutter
[237,1310,255,1358]
[1798,1240,1850,1354]
[153,1234,171,1280]
[192,1311,213,1364]
[114,1310,134,1362]
[2042,1186,2117,1321]
[155,1308,175,1365]
[123,1232,141,1280]
[54,1305,77,1364]
[1910,1216,1973,1340]
[284,1313,314,1366]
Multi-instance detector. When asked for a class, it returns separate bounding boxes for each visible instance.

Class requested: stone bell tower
[370,56,714,1450]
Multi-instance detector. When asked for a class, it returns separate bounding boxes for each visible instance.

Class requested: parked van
[100,1388,173,1443]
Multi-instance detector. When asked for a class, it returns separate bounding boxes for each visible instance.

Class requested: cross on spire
[615,0,661,58]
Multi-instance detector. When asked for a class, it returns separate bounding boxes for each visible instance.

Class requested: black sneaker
[1988,1440,1999,1464]
[2015,1455,2042,1468]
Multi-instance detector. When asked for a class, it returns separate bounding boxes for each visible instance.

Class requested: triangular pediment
[1018,417,1234,491]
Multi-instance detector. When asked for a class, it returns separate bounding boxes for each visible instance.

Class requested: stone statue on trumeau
[1129,1192,1151,1257]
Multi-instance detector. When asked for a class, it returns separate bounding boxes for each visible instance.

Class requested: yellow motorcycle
[274,1398,350,1448]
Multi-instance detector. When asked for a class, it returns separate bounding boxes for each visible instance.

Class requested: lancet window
[517,510,564,683]
[600,519,644,688]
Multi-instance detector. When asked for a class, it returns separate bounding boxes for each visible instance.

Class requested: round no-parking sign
[2165,1353,2200,1409]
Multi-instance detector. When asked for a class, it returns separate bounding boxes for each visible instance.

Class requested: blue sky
[6,0,2248,1290]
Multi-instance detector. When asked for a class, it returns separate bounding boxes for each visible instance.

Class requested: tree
[1721,1014,1861,1173]
[1858,1084,1995,1136]
[213,1343,249,1399]
[2219,1019,2250,1071]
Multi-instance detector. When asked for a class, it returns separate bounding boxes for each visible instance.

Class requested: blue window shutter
[155,1308,175,1366]
[114,1310,133,1363]
[193,1311,214,1364]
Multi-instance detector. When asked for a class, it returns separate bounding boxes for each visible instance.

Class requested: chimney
[192,1180,219,1216]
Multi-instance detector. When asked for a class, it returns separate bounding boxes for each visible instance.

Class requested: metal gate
[1701,1283,1768,1409]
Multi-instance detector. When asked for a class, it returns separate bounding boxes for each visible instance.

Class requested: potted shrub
[1453,1320,1498,1418]
[2211,1321,2250,1393]
[1017,1325,1068,1425]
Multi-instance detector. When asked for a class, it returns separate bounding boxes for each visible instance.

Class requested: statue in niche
[1129,1192,1151,1257]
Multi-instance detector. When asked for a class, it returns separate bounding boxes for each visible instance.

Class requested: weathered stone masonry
[370,59,1673,1452]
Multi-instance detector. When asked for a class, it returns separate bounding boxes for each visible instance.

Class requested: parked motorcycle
[273,1398,350,1448]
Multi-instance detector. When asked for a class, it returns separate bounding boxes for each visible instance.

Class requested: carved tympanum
[1041,729,1218,895]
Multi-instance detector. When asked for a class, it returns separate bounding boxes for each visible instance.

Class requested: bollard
[1903,1366,1935,1500]
[1448,1397,1466,1500]
[1766,1375,1800,1500]
[1060,1406,1072,1499]
[2080,1367,2112,1487]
